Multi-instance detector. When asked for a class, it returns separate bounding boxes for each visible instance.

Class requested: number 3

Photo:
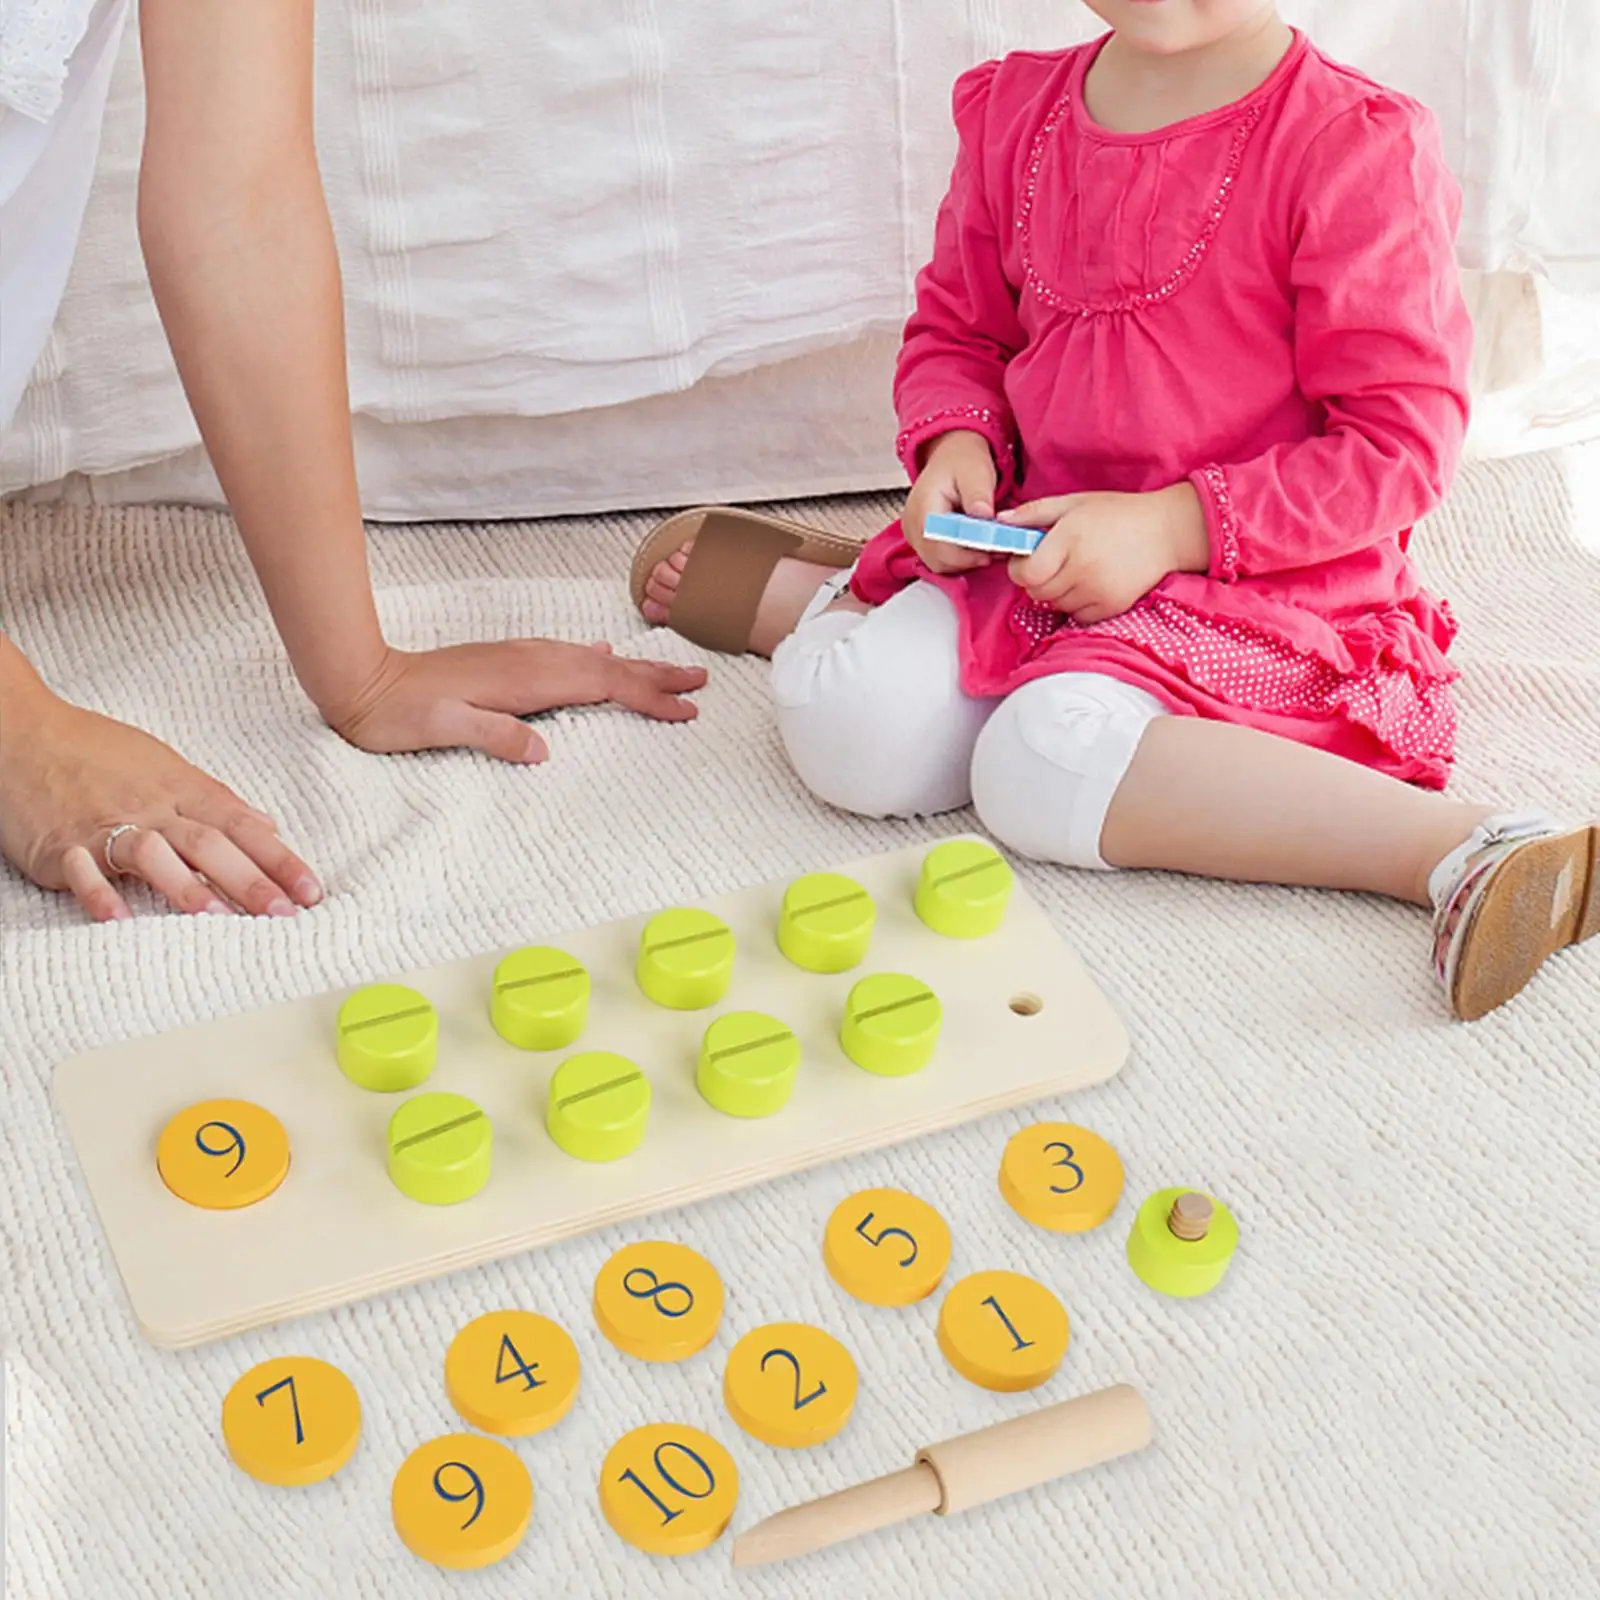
[1043,1141,1084,1195]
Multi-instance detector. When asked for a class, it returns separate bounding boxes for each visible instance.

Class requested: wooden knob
[1167,1192,1213,1242]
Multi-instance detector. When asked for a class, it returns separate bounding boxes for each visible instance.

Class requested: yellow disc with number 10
[393,1433,533,1570]
[221,1356,361,1486]
[999,1122,1125,1233]
[158,1099,289,1210]
[445,1311,581,1436]
[599,1424,739,1556]
[823,1187,951,1307]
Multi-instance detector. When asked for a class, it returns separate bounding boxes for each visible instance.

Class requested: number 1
[981,1295,1035,1352]
[255,1375,304,1444]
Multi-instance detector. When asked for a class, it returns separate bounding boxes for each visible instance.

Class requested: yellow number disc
[999,1122,1125,1233]
[445,1311,581,1437]
[723,1322,858,1449]
[599,1424,738,1556]
[936,1270,1070,1393]
[823,1187,952,1307]
[221,1356,360,1487]
[593,1241,725,1363]
[392,1433,533,1571]
[158,1099,289,1211]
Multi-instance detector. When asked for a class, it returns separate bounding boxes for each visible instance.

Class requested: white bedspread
[2,452,1597,1598]
[5,0,1600,504]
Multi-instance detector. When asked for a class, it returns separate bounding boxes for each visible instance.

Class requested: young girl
[631,0,1597,1022]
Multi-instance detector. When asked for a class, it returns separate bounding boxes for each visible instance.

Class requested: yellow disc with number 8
[221,1355,361,1487]
[999,1122,1125,1233]
[723,1322,858,1448]
[599,1424,739,1556]
[823,1187,951,1307]
[593,1241,725,1362]
[159,1098,290,1211]
[445,1311,581,1436]
[392,1433,533,1570]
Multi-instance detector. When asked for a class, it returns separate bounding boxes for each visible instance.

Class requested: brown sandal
[629,507,866,655]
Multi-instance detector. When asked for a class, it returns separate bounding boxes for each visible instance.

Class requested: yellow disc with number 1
[221,1356,361,1486]
[393,1433,533,1570]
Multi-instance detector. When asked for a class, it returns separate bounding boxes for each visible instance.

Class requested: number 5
[855,1212,917,1266]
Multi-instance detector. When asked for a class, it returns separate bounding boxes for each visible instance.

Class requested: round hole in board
[1009,993,1043,1017]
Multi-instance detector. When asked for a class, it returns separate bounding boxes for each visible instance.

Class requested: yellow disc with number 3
[221,1356,361,1486]
[999,1122,1124,1233]
[823,1187,951,1306]
[723,1322,858,1448]
[445,1311,581,1436]
[158,1099,289,1211]
[599,1423,738,1556]
[393,1433,533,1570]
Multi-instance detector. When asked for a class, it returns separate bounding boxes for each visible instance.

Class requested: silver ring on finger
[103,823,140,876]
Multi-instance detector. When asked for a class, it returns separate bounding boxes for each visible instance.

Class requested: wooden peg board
[53,837,1129,1349]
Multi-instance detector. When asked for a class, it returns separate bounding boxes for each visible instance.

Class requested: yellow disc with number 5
[158,1099,289,1210]
[723,1322,858,1448]
[599,1423,738,1556]
[823,1187,951,1307]
[221,1355,360,1486]
[445,1311,581,1437]
[393,1433,533,1570]
[999,1122,1124,1233]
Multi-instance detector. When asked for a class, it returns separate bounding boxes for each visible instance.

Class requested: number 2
[855,1211,917,1266]
[196,1120,247,1178]
[618,1441,717,1526]
[760,1347,827,1410]
[494,1334,544,1392]
[255,1375,304,1445]
[1043,1141,1084,1195]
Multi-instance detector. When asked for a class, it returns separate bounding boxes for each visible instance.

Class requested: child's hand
[1001,485,1210,623]
[903,430,1000,574]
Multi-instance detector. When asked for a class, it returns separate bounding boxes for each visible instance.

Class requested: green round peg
[840,973,942,1077]
[697,1012,801,1118]
[1126,1188,1239,1298]
[387,1093,492,1205]
[546,1052,651,1162]
[777,873,876,973]
[337,983,437,1092]
[914,840,1014,939]
[636,909,736,1010]
[491,946,589,1051]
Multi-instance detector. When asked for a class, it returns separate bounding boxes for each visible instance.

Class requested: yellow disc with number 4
[823,1187,951,1307]
[393,1433,533,1570]
[221,1355,360,1486]
[445,1311,581,1436]
[158,1099,289,1211]
[999,1122,1124,1233]
[599,1423,739,1556]
[723,1322,858,1448]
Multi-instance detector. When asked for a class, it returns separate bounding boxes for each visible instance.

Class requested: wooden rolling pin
[731,1383,1152,1568]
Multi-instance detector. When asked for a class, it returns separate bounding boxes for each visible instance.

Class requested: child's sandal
[1432,812,1600,1021]
[629,507,865,655]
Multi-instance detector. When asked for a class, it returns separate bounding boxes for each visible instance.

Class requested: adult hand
[1002,483,1210,624]
[322,640,708,762]
[902,430,1001,575]
[0,689,320,922]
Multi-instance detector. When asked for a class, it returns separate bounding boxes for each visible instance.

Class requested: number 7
[256,1375,304,1445]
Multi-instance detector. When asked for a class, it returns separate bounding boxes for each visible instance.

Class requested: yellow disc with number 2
[221,1356,360,1487]
[723,1322,858,1448]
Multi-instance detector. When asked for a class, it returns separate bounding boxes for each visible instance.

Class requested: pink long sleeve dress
[852,31,1474,788]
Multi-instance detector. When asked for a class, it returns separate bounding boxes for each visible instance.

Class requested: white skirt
[0,0,131,429]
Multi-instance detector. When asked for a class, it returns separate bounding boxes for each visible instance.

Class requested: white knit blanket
[2,460,1597,1598]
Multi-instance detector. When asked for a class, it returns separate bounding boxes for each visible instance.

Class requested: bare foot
[642,545,854,657]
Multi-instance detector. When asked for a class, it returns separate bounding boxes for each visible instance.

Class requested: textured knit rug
[2,457,1597,1600]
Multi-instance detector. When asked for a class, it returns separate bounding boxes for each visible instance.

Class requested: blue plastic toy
[922,512,1047,556]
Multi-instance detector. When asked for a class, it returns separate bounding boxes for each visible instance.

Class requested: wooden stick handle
[731,1464,941,1568]
[916,1383,1152,1516]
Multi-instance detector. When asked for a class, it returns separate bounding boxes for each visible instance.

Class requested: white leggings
[770,579,1168,870]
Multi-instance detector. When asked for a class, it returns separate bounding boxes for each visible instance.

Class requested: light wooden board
[54,838,1129,1349]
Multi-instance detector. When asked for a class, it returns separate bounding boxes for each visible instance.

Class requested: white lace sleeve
[0,0,105,121]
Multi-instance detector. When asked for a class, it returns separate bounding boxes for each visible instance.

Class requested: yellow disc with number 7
[221,1356,361,1486]
[999,1122,1124,1233]
[158,1099,289,1210]
[823,1187,951,1306]
[445,1311,581,1436]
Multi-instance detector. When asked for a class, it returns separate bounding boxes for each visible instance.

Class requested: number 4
[495,1334,544,1392]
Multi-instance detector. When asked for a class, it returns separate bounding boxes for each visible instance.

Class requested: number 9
[433,1462,485,1529]
[195,1120,247,1177]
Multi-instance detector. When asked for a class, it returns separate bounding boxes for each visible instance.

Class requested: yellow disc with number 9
[999,1122,1124,1233]
[445,1311,580,1436]
[599,1423,738,1556]
[393,1433,533,1570]
[823,1187,951,1306]
[221,1355,361,1486]
[723,1322,858,1448]
[158,1099,289,1210]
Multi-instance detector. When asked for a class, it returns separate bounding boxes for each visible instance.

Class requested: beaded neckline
[1016,92,1266,320]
